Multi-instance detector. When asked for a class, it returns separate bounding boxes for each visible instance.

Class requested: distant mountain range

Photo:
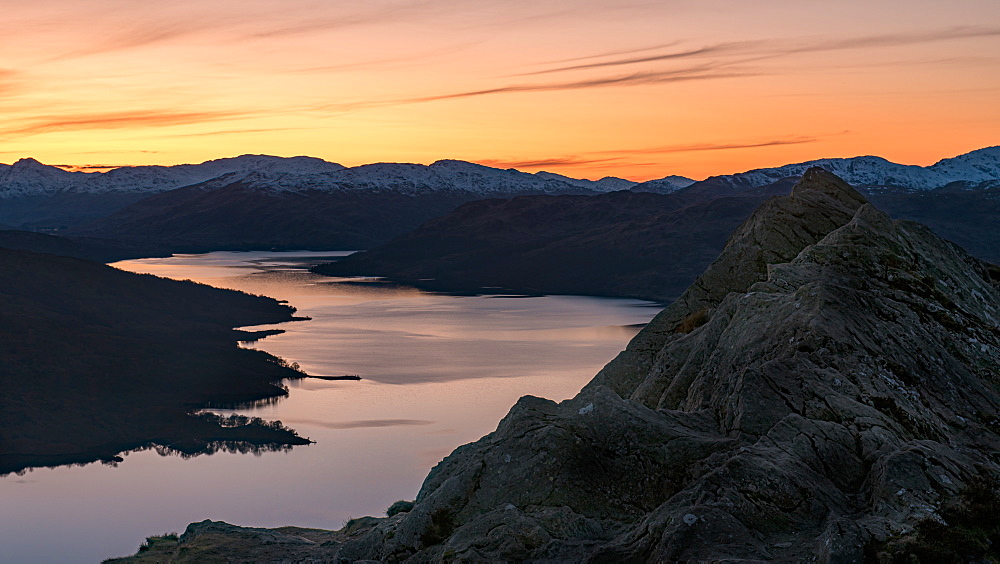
[636,145,1000,193]
[0,156,641,245]
[0,146,997,261]
[0,155,346,199]
[0,155,637,231]
[3,145,997,203]
[66,160,641,251]
[320,147,1000,301]
[0,156,641,200]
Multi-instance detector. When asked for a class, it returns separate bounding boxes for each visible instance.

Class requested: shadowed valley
[315,175,1000,303]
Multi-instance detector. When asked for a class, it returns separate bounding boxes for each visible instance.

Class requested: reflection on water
[139,441,296,459]
[201,394,287,410]
[0,251,660,563]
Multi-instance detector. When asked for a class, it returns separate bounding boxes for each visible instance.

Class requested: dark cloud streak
[318,25,1000,112]
[473,137,821,174]
[529,25,1000,76]
[401,67,753,104]
[476,156,622,169]
[2,109,247,137]
[169,127,311,138]
[313,64,753,114]
[535,41,684,66]
[522,42,756,75]
[51,164,132,172]
[602,137,819,156]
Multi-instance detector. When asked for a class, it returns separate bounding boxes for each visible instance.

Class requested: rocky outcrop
[345,167,1000,562]
[114,168,1000,562]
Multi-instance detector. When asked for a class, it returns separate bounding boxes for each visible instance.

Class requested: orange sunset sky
[1,0,998,181]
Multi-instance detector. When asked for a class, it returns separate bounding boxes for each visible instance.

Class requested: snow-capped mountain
[0,158,87,199]
[0,155,628,199]
[91,155,346,195]
[532,171,640,192]
[665,146,1000,192]
[629,175,697,194]
[157,159,619,196]
[68,159,633,251]
[0,155,345,199]
[8,147,998,201]
[1,154,642,231]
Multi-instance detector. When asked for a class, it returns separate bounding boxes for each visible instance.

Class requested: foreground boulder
[113,168,1000,562]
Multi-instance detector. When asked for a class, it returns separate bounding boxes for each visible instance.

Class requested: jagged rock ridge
[338,168,1000,561]
[114,168,1000,562]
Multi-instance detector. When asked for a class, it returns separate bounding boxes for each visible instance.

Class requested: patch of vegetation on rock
[864,475,1000,563]
[387,500,415,517]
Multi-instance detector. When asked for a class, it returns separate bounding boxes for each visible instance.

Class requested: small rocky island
[0,247,310,476]
[111,169,1000,562]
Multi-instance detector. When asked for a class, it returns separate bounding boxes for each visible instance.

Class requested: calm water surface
[0,251,660,563]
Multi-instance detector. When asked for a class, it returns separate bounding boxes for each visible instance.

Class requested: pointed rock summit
[594,167,869,396]
[116,168,1000,562]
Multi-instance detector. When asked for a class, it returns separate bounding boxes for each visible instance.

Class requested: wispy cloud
[66,149,162,155]
[476,135,827,174]
[51,164,131,172]
[168,127,310,138]
[312,63,751,114]
[0,69,21,97]
[1,109,246,137]
[809,25,1000,51]
[535,41,684,66]
[42,18,229,61]
[521,42,757,76]
[528,26,1000,76]
[243,6,423,40]
[375,66,751,108]
[293,40,483,74]
[38,3,426,60]
[476,156,622,169]
[317,25,1000,114]
[601,136,820,156]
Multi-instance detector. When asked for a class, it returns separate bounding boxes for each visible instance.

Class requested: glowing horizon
[1,1,998,181]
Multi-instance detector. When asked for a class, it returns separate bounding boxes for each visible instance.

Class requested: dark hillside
[72,181,501,251]
[315,176,1000,303]
[866,189,1000,265]
[0,229,168,262]
[0,247,309,475]
[315,191,767,302]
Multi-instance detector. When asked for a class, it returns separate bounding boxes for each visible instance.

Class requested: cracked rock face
[336,167,1000,562]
